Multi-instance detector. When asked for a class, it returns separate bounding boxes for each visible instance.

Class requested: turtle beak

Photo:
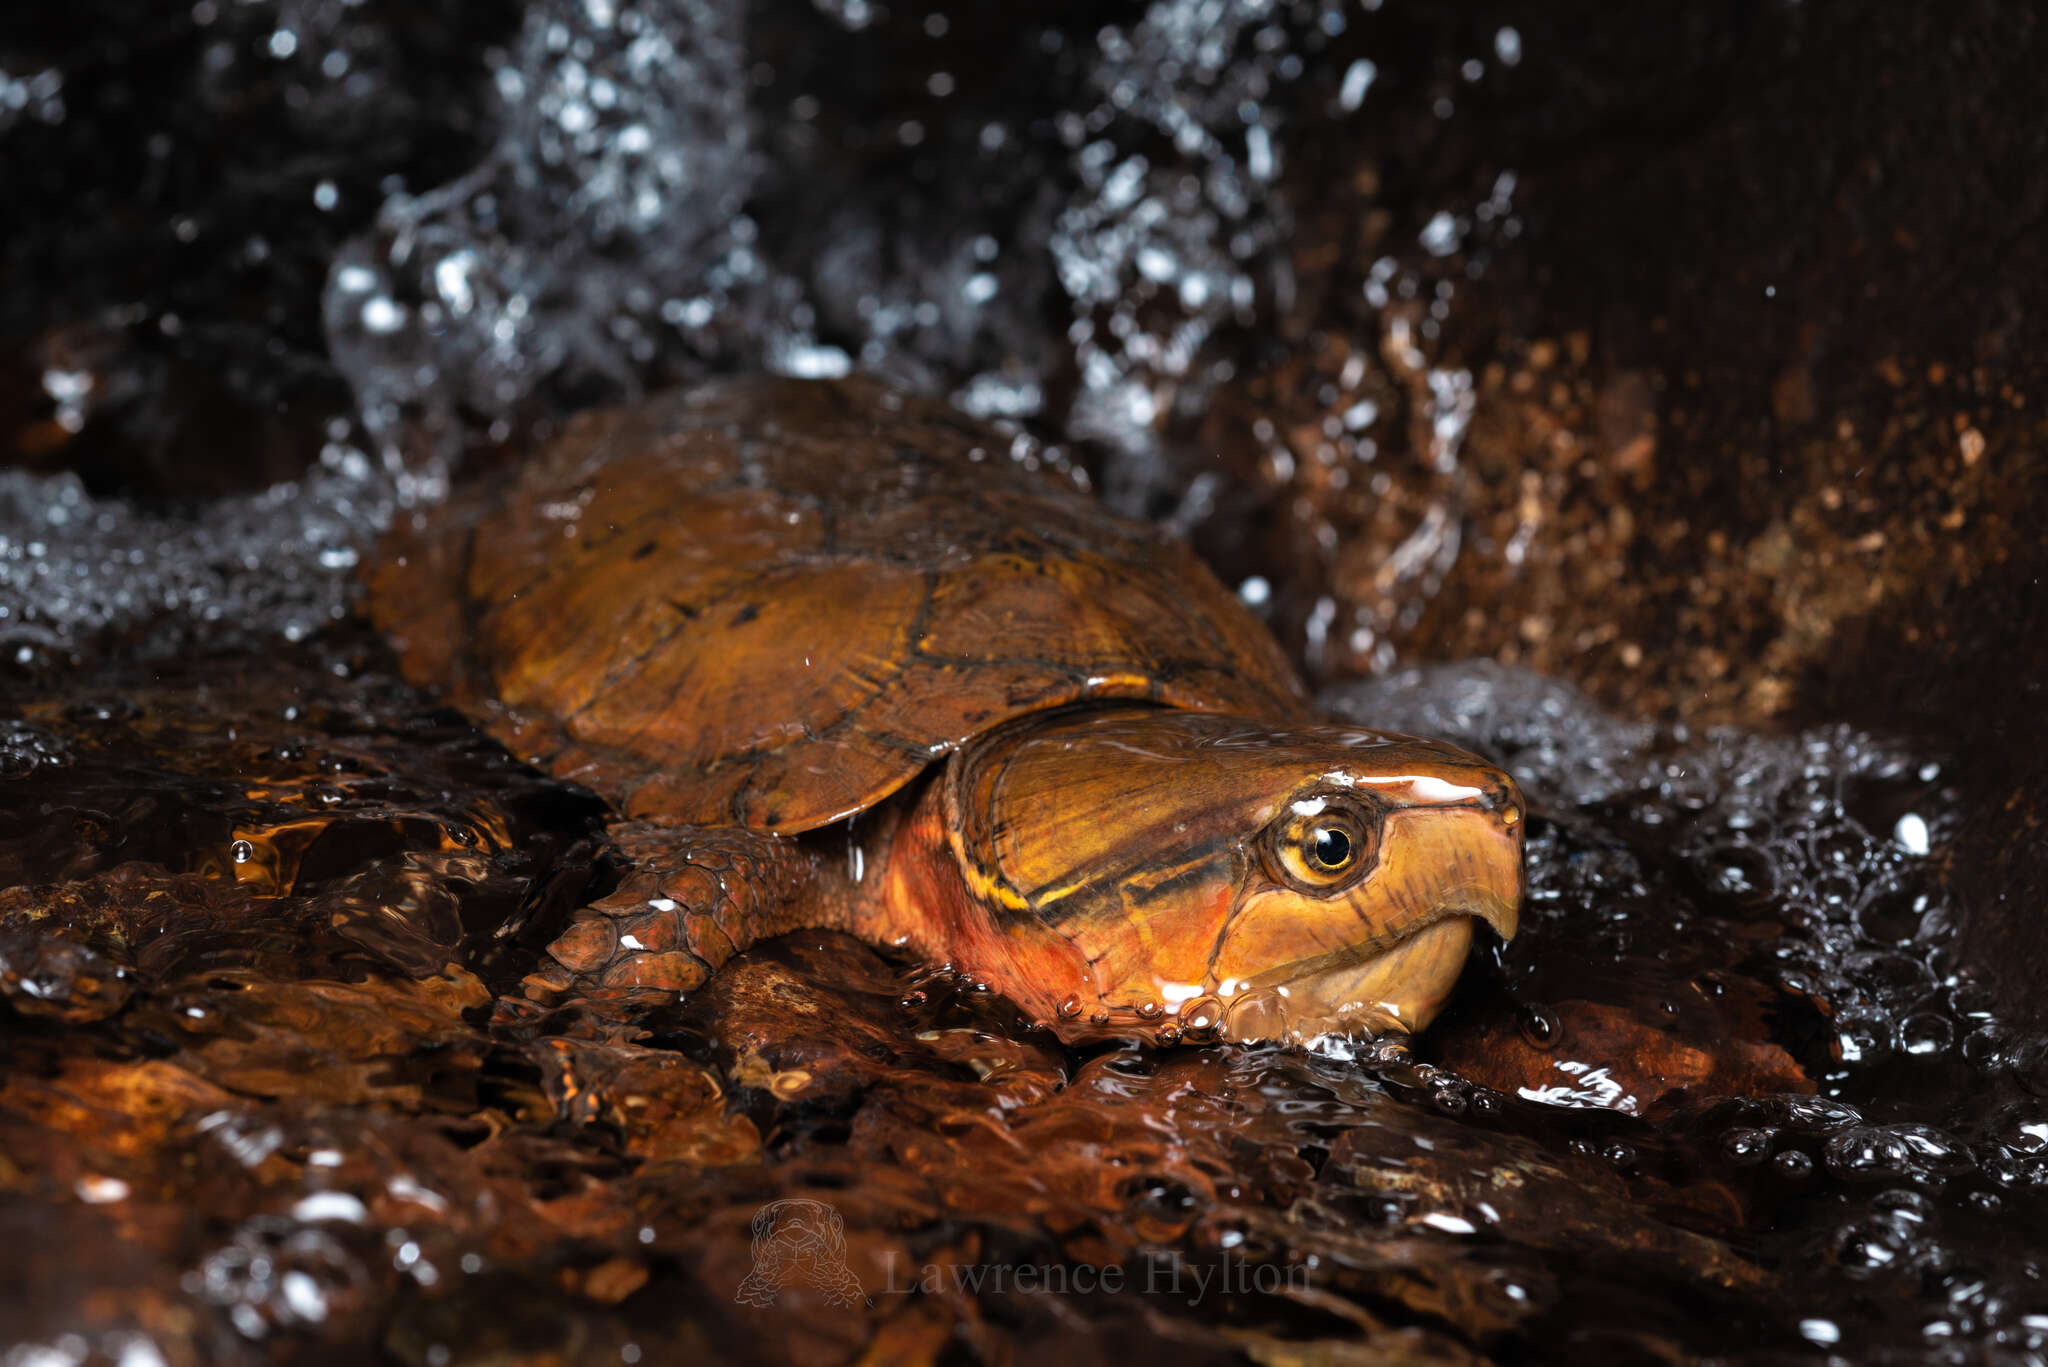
[1336,738,1526,949]
[1396,784,1525,946]
[1221,777,1524,1041]
[1453,811,1522,945]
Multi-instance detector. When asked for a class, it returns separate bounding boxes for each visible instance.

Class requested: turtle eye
[1269,800,1377,891]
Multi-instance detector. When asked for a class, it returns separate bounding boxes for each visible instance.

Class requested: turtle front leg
[526,820,843,1008]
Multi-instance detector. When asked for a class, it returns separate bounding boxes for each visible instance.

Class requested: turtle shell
[366,376,1308,832]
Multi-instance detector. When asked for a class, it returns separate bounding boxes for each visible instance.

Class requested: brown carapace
[366,376,1523,1044]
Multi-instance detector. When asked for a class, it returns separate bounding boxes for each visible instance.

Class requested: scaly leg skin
[522,820,840,1018]
[496,821,836,1137]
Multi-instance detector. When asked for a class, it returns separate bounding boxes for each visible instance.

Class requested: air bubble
[1722,1127,1775,1166]
[1774,1150,1816,1180]
[1899,1013,1955,1057]
[1835,1006,1894,1066]
[1857,882,1933,944]
[1824,1125,1973,1181]
[1694,842,1778,906]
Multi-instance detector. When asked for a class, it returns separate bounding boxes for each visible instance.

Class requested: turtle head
[938,706,1523,1044]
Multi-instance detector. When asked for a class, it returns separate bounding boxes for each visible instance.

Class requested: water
[3,0,1513,669]
[321,0,1433,503]
[1330,664,2048,1362]
[0,640,2037,1364]
[5,0,2048,1363]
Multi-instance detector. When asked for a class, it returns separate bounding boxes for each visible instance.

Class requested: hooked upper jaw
[1205,796,1525,1042]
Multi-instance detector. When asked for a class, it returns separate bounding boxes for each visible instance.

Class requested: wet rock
[0,931,132,1023]
[1434,997,1810,1117]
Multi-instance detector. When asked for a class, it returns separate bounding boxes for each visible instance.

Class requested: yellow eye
[1270,802,1376,890]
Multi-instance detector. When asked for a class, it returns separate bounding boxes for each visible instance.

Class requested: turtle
[365,375,1523,1044]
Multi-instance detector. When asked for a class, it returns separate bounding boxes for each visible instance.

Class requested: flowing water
[0,643,2035,1365]
[5,2,2047,1364]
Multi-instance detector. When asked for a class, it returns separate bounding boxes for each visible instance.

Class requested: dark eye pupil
[1311,826,1352,868]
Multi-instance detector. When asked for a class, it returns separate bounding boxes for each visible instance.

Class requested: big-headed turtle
[367,377,1523,1044]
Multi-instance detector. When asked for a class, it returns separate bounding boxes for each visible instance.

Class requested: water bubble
[1900,1012,1956,1057]
[1824,1124,1973,1182]
[1836,1006,1895,1066]
[1872,1186,1934,1224]
[1836,1220,1907,1274]
[1858,882,1933,944]
[1722,1127,1776,1166]
[1768,1095,1864,1135]
[1178,995,1223,1036]
[1989,1106,2048,1157]
[1694,842,1779,906]
[200,1218,368,1336]
[230,839,257,864]
[1222,989,1291,1041]
[1774,1150,1816,1180]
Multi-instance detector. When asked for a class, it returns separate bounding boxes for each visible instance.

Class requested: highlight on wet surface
[8,0,2048,1363]
[0,638,2039,1365]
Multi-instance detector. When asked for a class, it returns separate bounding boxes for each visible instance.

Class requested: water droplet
[1798,1318,1840,1346]
[1516,1003,1560,1048]
[1893,812,1930,855]
[230,839,256,864]
[1177,995,1224,1036]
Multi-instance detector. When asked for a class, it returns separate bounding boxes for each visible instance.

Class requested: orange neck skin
[841,773,1100,1034]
